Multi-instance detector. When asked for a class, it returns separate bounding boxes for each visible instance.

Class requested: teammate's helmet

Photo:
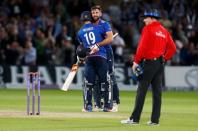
[80,11,92,21]
[141,9,161,19]
[76,45,90,58]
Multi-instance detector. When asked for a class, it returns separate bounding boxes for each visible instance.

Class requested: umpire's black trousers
[130,57,164,123]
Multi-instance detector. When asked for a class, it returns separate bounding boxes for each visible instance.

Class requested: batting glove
[77,56,85,64]
[90,44,100,54]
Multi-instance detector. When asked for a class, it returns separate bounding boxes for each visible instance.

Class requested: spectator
[160,10,172,32]
[56,36,75,66]
[23,40,36,65]
[5,41,22,65]
[111,29,125,63]
[0,27,9,64]
[43,34,56,65]
[56,24,70,47]
[34,27,46,65]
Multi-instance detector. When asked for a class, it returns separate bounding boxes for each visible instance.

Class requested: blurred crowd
[0,0,197,66]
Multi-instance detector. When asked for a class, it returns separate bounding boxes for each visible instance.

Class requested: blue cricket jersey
[97,19,112,50]
[77,23,107,59]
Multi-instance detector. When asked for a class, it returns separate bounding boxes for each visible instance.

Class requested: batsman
[76,11,112,112]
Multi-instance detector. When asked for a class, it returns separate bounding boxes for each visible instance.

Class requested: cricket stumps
[26,72,40,115]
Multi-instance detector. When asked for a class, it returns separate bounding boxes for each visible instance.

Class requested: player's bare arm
[97,31,113,46]
[90,32,116,54]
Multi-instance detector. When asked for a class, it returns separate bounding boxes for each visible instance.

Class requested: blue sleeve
[103,22,112,32]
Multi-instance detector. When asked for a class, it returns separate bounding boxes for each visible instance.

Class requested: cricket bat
[61,60,80,91]
[61,33,118,91]
[113,33,118,38]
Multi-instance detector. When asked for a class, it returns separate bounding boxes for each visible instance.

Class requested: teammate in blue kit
[90,5,120,111]
[77,11,112,112]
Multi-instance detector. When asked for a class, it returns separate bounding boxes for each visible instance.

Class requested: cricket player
[77,11,112,112]
[90,5,120,111]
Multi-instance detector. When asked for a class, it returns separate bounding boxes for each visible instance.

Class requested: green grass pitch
[0,89,198,131]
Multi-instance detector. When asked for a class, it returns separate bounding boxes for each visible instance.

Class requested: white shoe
[147,121,159,126]
[82,108,87,112]
[81,105,92,112]
[110,103,118,112]
[93,106,103,112]
[120,118,139,125]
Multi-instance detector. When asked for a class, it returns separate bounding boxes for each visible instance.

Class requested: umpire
[121,9,176,125]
